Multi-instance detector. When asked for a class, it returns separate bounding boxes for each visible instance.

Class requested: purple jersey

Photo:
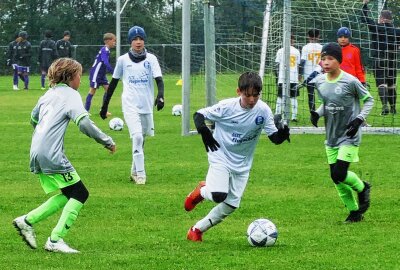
[89,46,113,88]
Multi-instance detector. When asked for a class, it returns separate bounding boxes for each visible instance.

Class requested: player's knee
[211,192,228,203]
[61,181,89,204]
[330,169,346,184]
[132,133,144,148]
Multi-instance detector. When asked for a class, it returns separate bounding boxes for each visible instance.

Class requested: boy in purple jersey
[184,72,290,242]
[6,33,23,90]
[15,31,31,90]
[85,33,116,115]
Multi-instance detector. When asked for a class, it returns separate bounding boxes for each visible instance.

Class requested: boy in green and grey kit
[311,42,374,223]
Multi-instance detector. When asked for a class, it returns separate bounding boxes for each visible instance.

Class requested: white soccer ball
[172,104,182,116]
[247,218,278,247]
[109,117,124,131]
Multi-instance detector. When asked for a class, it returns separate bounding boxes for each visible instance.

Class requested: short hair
[45,30,53,38]
[103,33,116,41]
[380,10,393,21]
[63,30,71,37]
[308,28,320,38]
[238,72,262,94]
[48,58,82,88]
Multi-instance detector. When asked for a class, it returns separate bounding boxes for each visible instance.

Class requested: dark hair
[238,72,262,93]
[308,28,320,38]
[380,10,393,21]
[63,30,71,37]
[45,30,53,38]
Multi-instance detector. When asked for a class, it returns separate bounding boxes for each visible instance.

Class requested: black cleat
[380,108,390,116]
[344,210,364,223]
[358,181,371,214]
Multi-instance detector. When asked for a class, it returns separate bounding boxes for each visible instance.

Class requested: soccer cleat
[41,87,46,90]
[135,176,146,185]
[44,237,79,254]
[344,210,364,223]
[184,181,206,211]
[187,226,203,242]
[13,85,19,90]
[13,215,37,249]
[380,107,390,116]
[130,174,138,182]
[358,181,371,214]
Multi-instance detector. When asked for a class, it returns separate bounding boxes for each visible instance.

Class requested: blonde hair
[48,58,82,87]
[103,33,116,41]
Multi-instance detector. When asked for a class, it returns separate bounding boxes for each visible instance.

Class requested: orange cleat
[187,226,203,242]
[184,181,206,211]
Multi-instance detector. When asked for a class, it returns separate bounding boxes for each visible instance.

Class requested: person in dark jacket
[6,33,22,90]
[56,31,72,58]
[38,30,58,90]
[15,31,31,90]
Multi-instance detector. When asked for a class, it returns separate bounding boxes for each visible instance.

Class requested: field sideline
[0,74,399,269]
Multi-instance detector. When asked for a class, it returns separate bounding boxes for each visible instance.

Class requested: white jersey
[113,52,162,114]
[197,97,277,173]
[275,46,301,84]
[301,42,323,80]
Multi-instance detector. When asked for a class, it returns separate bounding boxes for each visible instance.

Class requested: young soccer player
[13,58,116,253]
[56,30,73,58]
[15,31,31,90]
[310,43,373,223]
[336,27,366,85]
[275,35,301,122]
[184,71,290,242]
[100,26,165,185]
[85,33,116,114]
[6,33,22,90]
[38,30,58,90]
[300,28,323,111]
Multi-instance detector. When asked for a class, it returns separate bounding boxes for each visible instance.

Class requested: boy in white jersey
[300,29,322,111]
[275,35,301,121]
[184,72,290,242]
[100,26,164,185]
[310,43,373,223]
[13,58,116,253]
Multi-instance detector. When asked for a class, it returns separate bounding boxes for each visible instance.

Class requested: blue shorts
[17,66,29,73]
[89,75,108,88]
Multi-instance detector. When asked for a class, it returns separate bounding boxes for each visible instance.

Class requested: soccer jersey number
[61,172,74,182]
[308,52,321,65]
[290,56,296,67]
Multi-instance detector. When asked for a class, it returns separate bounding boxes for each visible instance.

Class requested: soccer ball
[172,104,182,116]
[247,218,278,247]
[109,117,124,131]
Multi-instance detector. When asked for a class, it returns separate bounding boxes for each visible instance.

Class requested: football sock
[335,182,358,211]
[275,97,282,114]
[50,198,83,241]
[290,97,298,119]
[26,194,68,225]
[24,75,29,89]
[85,93,94,111]
[41,74,46,87]
[13,71,18,85]
[343,171,364,193]
[200,185,213,201]
[132,133,145,177]
[194,203,235,232]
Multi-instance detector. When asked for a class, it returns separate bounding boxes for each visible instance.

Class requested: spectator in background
[38,30,58,90]
[56,31,72,58]
[15,31,31,90]
[361,0,400,115]
[6,33,23,90]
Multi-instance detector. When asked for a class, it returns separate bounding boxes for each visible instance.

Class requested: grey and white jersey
[30,84,114,174]
[314,70,374,147]
[198,97,277,173]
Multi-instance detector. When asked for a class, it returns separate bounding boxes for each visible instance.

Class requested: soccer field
[1,74,399,269]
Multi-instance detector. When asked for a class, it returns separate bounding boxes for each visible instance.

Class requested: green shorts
[325,145,359,164]
[38,171,81,194]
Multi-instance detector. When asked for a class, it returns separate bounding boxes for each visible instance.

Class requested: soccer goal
[180,0,400,135]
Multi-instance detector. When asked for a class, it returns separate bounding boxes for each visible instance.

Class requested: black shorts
[277,83,299,98]
[373,57,397,87]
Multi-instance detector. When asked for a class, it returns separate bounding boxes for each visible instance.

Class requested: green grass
[1,74,400,269]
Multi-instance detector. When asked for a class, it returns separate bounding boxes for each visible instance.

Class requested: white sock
[194,203,235,232]
[275,97,282,114]
[290,97,298,120]
[132,133,145,177]
[200,186,213,201]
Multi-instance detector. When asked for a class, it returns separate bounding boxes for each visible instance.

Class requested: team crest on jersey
[144,61,150,69]
[334,86,342,95]
[255,116,265,125]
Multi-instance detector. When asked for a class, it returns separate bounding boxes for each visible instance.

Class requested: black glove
[310,110,320,127]
[99,105,109,120]
[346,117,363,138]
[278,125,290,143]
[154,94,164,111]
[198,126,220,152]
[6,59,11,66]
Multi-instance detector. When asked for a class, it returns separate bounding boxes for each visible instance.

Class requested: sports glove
[346,117,363,138]
[278,125,290,143]
[310,110,320,127]
[198,126,220,152]
[154,94,164,111]
[6,59,11,66]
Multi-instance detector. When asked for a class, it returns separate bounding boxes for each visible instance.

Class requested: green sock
[26,194,68,225]
[51,198,84,241]
[343,171,364,192]
[335,182,358,211]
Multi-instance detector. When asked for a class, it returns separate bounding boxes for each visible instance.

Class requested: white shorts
[205,163,249,208]
[124,112,154,137]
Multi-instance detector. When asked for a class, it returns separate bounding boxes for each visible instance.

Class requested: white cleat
[13,85,19,91]
[135,176,146,185]
[13,215,37,249]
[130,174,138,182]
[44,237,80,254]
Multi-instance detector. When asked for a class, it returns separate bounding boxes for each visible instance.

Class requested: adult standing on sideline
[38,30,58,90]
[56,31,72,58]
[15,31,31,90]
[6,33,22,90]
